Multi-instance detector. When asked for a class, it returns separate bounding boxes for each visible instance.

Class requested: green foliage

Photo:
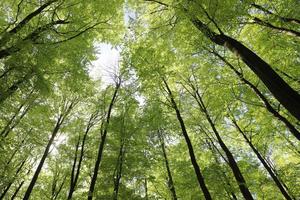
[0,0,299,199]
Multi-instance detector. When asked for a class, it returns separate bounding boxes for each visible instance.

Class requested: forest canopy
[0,0,299,199]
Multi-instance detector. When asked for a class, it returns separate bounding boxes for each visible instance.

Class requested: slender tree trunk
[0,67,14,79]
[211,51,300,140]
[112,140,125,200]
[0,71,34,104]
[88,82,120,200]
[144,178,148,200]
[158,130,178,200]
[11,167,33,200]
[68,113,95,199]
[188,13,300,121]
[162,78,212,200]
[0,102,26,137]
[68,112,98,200]
[23,101,75,200]
[0,158,27,200]
[23,117,63,200]
[253,17,300,37]
[68,135,80,200]
[206,141,238,200]
[250,3,300,25]
[2,104,32,138]
[51,175,66,200]
[231,119,294,200]
[186,79,254,200]
[274,68,300,84]
[11,181,24,200]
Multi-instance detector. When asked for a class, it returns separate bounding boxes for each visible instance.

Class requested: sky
[88,43,121,86]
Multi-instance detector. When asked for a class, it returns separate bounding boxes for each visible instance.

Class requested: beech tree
[0,0,299,199]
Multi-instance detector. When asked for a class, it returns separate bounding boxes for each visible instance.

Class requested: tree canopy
[0,0,299,199]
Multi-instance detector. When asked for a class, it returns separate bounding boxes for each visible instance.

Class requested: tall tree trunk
[23,100,75,200]
[11,181,24,200]
[51,175,66,200]
[88,82,120,200]
[162,78,212,200]
[144,178,148,200]
[158,130,178,200]
[250,3,300,25]
[231,118,294,200]
[187,12,300,121]
[68,113,96,199]
[185,79,254,200]
[210,50,300,140]
[112,140,125,200]
[0,158,27,200]
[205,140,238,200]
[11,166,33,200]
[252,17,300,37]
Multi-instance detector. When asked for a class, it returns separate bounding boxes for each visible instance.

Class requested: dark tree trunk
[186,79,254,200]
[67,112,96,200]
[0,66,14,79]
[144,178,148,200]
[0,71,34,104]
[23,117,63,200]
[253,17,300,37]
[231,119,294,200]
[51,175,66,200]
[88,82,120,200]
[250,3,300,25]
[23,101,75,200]
[211,51,300,140]
[68,135,80,200]
[206,141,238,200]
[112,140,125,200]
[11,181,24,200]
[189,15,300,121]
[162,78,212,200]
[158,130,178,200]
[0,158,27,200]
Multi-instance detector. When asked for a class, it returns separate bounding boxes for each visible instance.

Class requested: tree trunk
[0,71,34,104]
[250,3,300,25]
[232,119,294,200]
[211,51,300,140]
[0,158,27,200]
[162,78,212,200]
[23,101,74,200]
[88,82,120,200]
[144,178,148,200]
[189,14,300,121]
[206,141,238,200]
[11,181,24,200]
[68,113,95,199]
[158,130,178,200]
[253,17,300,37]
[186,80,254,200]
[112,140,125,200]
